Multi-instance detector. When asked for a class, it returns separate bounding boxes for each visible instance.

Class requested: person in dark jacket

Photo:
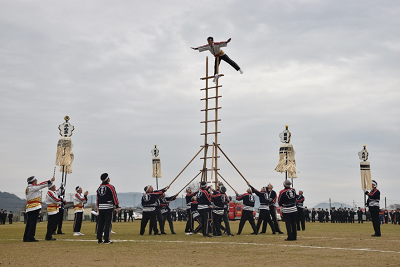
[296,190,305,231]
[365,180,381,237]
[248,183,275,234]
[235,188,257,235]
[140,184,168,235]
[96,173,120,244]
[278,180,297,241]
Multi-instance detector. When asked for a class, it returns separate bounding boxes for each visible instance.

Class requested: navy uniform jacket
[141,188,167,213]
[96,182,119,210]
[196,188,211,210]
[249,185,270,210]
[367,187,380,211]
[236,192,255,211]
[296,195,305,209]
[267,190,277,207]
[278,188,297,214]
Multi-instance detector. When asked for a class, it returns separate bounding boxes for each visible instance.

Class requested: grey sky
[1,0,399,208]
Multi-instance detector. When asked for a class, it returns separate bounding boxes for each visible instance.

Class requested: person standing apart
[23,176,55,242]
[8,211,13,224]
[96,173,120,244]
[73,186,88,236]
[365,180,381,237]
[278,180,298,241]
[235,188,257,235]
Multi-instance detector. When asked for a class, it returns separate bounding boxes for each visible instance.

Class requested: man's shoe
[371,234,381,237]
[228,234,234,236]
[103,240,113,244]
[45,238,56,241]
[79,232,85,236]
[73,232,80,236]
[161,232,167,235]
[285,238,294,241]
[26,238,39,242]
[278,231,284,234]
[57,232,65,235]
[272,232,276,235]
[98,240,103,244]
[203,234,213,237]
[111,230,116,234]
[171,232,176,234]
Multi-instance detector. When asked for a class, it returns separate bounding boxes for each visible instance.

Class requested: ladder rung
[201,132,221,135]
[200,156,221,160]
[201,107,221,111]
[200,144,220,147]
[200,119,221,123]
[200,74,224,80]
[200,85,222,91]
[200,96,222,101]
[201,169,221,172]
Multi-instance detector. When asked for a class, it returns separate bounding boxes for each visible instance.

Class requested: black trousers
[237,210,257,235]
[46,213,59,240]
[283,212,297,240]
[213,212,223,236]
[185,209,193,233]
[73,212,83,232]
[162,212,175,233]
[155,208,165,234]
[257,209,276,233]
[370,210,381,236]
[140,211,158,235]
[56,208,64,234]
[97,209,113,242]
[266,206,282,233]
[198,209,210,236]
[222,210,232,235]
[193,216,202,234]
[23,209,40,241]
[214,54,240,74]
[296,208,306,231]
[358,214,363,223]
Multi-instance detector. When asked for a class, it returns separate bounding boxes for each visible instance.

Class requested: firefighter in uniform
[235,188,257,235]
[264,183,284,234]
[45,183,64,241]
[196,181,213,237]
[278,180,298,241]
[211,186,226,237]
[160,193,178,234]
[296,189,306,231]
[96,173,120,244]
[140,185,168,235]
[23,176,55,242]
[365,180,381,237]
[73,186,88,236]
[248,183,276,234]
[184,188,196,234]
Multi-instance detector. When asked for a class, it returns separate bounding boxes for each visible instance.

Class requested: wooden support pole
[217,144,249,184]
[168,146,204,188]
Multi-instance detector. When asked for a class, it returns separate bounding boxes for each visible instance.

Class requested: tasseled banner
[275,143,297,178]
[61,152,74,174]
[360,161,372,191]
[55,137,72,167]
[152,157,162,178]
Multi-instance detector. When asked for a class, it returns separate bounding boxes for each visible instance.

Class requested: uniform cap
[220,186,226,194]
[200,181,207,189]
[75,186,81,192]
[372,180,377,187]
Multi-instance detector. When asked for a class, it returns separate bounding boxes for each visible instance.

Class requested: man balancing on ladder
[191,37,243,82]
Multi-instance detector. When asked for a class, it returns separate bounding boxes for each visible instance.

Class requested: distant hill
[313,202,353,209]
[0,191,26,213]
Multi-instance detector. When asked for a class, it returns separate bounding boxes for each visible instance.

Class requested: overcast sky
[1,0,399,208]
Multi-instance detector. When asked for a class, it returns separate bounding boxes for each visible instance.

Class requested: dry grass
[0,220,399,266]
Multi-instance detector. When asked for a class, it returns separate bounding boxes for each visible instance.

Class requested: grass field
[0,220,399,266]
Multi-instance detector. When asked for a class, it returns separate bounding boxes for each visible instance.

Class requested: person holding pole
[185,188,196,235]
[196,181,213,237]
[45,182,64,241]
[365,180,381,237]
[278,180,298,241]
[140,185,168,235]
[235,188,257,235]
[264,183,284,234]
[23,176,55,242]
[248,183,276,235]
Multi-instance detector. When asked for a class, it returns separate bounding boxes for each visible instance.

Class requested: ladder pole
[201,57,209,182]
[214,57,219,187]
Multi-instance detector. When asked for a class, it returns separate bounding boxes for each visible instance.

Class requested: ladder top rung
[200,85,222,91]
[200,156,221,160]
[200,74,224,80]
[201,169,221,171]
[200,119,221,123]
[201,96,222,101]
[201,107,221,111]
[201,132,221,135]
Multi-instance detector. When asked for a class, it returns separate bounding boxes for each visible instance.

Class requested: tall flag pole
[358,145,372,210]
[55,116,74,195]
[152,145,162,190]
[275,125,297,186]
